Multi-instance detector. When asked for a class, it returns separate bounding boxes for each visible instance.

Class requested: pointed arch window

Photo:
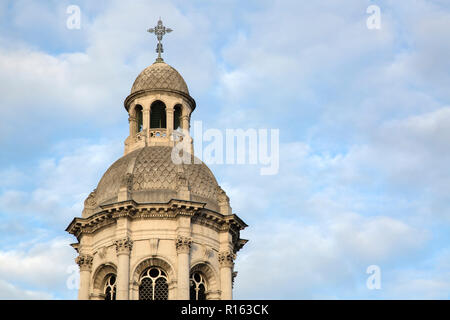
[174,104,182,130]
[150,101,166,129]
[190,272,207,300]
[104,274,117,300]
[135,105,143,132]
[139,267,169,300]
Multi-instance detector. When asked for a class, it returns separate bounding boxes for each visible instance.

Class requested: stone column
[206,290,221,300]
[128,115,137,137]
[90,291,105,300]
[168,281,177,300]
[166,105,174,138]
[181,115,190,132]
[143,105,150,131]
[175,236,192,300]
[218,250,236,300]
[75,254,93,300]
[115,237,133,300]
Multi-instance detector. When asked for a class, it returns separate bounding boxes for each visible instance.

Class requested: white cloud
[384,249,450,299]
[217,0,394,107]
[1,0,450,300]
[0,139,122,225]
[0,237,77,299]
[0,279,53,300]
[0,0,222,145]
[235,214,427,299]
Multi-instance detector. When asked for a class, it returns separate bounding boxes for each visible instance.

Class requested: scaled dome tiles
[131,62,189,95]
[89,146,220,216]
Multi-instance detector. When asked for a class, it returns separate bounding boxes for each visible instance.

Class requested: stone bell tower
[66,19,248,300]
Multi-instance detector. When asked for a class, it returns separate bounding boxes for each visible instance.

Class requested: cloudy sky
[1,0,450,299]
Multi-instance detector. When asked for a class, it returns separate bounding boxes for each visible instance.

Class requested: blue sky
[0,0,450,299]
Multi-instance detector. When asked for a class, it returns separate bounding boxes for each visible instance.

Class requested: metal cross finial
[147,18,172,63]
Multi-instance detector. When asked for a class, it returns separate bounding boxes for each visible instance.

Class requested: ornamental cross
[147,18,172,62]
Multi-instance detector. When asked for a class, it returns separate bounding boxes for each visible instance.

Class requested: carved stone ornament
[114,237,133,255]
[135,131,143,142]
[202,244,213,260]
[75,254,93,271]
[84,189,97,208]
[147,18,173,63]
[121,173,134,192]
[97,247,107,259]
[176,171,189,191]
[175,236,192,254]
[217,186,229,206]
[218,250,236,268]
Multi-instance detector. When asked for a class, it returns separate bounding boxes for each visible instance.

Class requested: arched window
[190,272,207,300]
[173,104,182,130]
[139,267,168,300]
[135,105,143,132]
[104,274,116,300]
[150,101,166,129]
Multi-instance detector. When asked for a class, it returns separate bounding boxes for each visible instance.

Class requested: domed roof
[88,146,220,216]
[131,62,189,95]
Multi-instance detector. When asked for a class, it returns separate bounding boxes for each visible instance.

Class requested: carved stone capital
[175,236,192,254]
[114,237,133,255]
[218,250,236,268]
[75,254,93,272]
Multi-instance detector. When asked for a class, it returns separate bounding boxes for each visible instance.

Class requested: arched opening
[92,263,117,300]
[190,271,207,300]
[139,267,168,300]
[135,105,143,132]
[104,274,117,300]
[174,104,182,130]
[150,101,166,129]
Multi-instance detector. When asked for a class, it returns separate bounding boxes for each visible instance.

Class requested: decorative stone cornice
[114,237,133,255]
[66,200,247,254]
[235,238,249,253]
[218,250,236,268]
[75,254,93,271]
[124,88,196,113]
[175,236,192,254]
